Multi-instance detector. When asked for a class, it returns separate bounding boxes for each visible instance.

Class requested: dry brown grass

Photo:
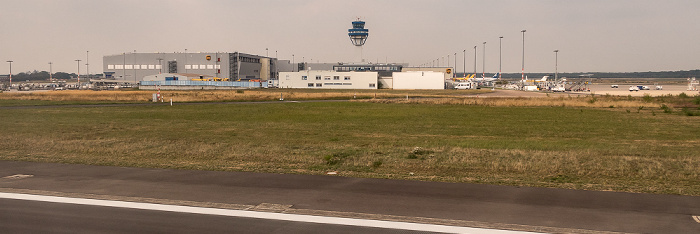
[0,90,456,102]
[359,96,659,109]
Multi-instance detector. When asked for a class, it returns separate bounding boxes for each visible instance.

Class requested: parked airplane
[470,73,499,82]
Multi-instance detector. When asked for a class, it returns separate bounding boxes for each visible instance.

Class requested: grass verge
[0,101,698,195]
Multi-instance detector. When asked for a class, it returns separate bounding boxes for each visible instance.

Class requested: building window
[316,75,321,80]
[343,83,352,85]
[324,76,331,80]
[107,65,114,69]
[316,83,322,87]
[115,65,124,69]
[125,65,133,69]
[185,65,192,70]
[344,76,351,80]
[155,65,162,70]
[148,65,155,69]
[308,83,314,87]
[369,83,376,88]
[302,76,307,80]
[333,76,340,80]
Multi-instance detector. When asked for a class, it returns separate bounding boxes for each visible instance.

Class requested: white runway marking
[0,192,536,234]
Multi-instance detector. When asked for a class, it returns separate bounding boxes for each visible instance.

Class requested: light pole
[462,49,466,78]
[499,36,503,80]
[447,55,450,71]
[454,52,457,78]
[482,42,486,78]
[473,46,477,76]
[266,48,268,57]
[75,59,81,89]
[292,54,295,72]
[49,62,53,81]
[554,50,559,81]
[6,60,12,89]
[185,49,188,73]
[86,51,90,81]
[521,29,526,81]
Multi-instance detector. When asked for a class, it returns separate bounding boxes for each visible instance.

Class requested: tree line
[1,70,78,81]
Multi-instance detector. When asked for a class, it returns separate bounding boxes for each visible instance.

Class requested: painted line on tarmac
[0,192,535,234]
[693,215,700,223]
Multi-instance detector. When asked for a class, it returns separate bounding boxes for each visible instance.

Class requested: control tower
[348,19,369,62]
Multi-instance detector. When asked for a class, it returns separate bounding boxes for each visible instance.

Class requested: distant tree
[53,72,74,80]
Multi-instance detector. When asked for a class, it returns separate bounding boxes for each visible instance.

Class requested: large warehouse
[103,52,292,82]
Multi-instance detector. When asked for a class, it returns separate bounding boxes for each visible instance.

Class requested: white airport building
[279,69,446,90]
[279,71,379,89]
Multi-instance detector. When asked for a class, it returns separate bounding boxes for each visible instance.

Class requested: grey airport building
[102,52,293,83]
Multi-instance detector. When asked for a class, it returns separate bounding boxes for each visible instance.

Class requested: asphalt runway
[1,161,699,233]
[0,198,432,234]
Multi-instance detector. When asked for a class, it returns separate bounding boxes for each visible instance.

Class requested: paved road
[1,161,699,233]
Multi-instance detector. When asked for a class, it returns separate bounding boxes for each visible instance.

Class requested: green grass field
[1,101,698,195]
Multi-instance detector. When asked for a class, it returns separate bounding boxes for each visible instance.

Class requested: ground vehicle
[629,86,639,92]
[453,82,474,90]
[611,85,619,88]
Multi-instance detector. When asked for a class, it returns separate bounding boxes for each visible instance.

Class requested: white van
[454,82,474,90]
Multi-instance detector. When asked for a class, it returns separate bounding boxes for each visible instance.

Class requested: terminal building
[102,52,292,82]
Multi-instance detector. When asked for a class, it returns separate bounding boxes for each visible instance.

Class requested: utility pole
[521,29,527,81]
[454,52,457,78]
[473,46,477,76]
[6,60,12,89]
[462,49,466,78]
[554,50,559,81]
[75,59,82,89]
[482,42,486,78]
[86,51,90,81]
[499,36,503,80]
[49,62,53,81]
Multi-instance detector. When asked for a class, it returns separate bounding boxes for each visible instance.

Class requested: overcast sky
[1,0,699,75]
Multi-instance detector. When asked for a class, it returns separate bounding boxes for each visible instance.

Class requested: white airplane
[474,73,499,82]
[521,76,549,83]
